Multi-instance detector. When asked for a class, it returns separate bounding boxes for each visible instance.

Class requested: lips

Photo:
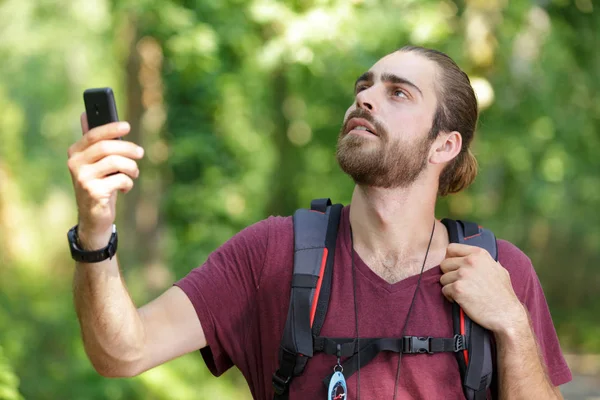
[346,117,377,136]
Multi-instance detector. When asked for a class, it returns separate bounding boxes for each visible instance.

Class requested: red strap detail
[464,225,484,240]
[463,232,482,241]
[460,308,469,365]
[309,248,328,327]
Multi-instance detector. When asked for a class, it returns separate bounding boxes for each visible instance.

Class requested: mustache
[342,108,387,138]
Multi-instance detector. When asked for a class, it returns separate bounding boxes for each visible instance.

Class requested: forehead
[368,51,438,98]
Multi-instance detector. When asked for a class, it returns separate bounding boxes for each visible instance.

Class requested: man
[67,46,572,399]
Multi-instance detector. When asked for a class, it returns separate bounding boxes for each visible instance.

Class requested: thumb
[80,112,90,135]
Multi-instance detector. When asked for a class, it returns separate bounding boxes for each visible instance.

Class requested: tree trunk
[120,14,171,295]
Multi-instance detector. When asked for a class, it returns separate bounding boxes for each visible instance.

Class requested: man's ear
[430,131,462,165]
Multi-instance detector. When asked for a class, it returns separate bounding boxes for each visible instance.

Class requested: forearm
[495,305,561,399]
[73,231,145,377]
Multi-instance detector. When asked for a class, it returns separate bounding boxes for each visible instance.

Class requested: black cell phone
[83,87,119,130]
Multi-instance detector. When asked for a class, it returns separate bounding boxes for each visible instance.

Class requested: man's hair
[399,46,479,197]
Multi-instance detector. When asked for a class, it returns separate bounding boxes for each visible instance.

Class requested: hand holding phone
[66,88,144,248]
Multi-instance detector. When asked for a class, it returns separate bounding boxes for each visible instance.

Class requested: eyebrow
[354,71,423,98]
[354,71,374,88]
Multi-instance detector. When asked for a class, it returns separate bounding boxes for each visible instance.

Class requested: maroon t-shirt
[175,206,572,399]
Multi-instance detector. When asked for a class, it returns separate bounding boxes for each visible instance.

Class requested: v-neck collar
[339,205,442,294]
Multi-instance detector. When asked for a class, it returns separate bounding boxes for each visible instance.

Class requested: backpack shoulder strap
[442,218,498,261]
[272,199,343,399]
[310,200,343,337]
[442,218,497,400]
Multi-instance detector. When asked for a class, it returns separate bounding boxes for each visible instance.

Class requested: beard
[336,109,434,189]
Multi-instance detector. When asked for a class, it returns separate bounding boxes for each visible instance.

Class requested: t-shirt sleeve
[174,217,271,376]
[498,240,572,387]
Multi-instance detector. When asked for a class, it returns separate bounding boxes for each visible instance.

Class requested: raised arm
[69,114,205,377]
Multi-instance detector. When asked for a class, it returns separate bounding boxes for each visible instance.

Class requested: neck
[349,182,445,263]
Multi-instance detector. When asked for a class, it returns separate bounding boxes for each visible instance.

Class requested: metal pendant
[328,370,347,400]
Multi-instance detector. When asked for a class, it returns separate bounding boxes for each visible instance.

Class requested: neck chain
[350,219,436,400]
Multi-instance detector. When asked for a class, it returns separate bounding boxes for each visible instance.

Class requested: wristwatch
[67,224,118,263]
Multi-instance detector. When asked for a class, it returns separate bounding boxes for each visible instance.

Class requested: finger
[439,256,465,273]
[445,243,478,258]
[80,139,144,164]
[80,112,89,135]
[439,270,460,286]
[101,173,135,194]
[71,121,131,154]
[86,155,139,180]
[441,283,455,303]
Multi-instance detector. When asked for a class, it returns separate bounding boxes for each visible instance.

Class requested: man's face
[336,51,440,188]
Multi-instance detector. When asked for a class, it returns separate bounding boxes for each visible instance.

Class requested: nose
[355,86,376,112]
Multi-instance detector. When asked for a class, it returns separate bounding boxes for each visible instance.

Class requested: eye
[355,85,369,93]
[393,89,408,99]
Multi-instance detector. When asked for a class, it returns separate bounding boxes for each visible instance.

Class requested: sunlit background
[1,0,599,399]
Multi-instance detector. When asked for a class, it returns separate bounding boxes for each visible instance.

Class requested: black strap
[463,322,494,399]
[310,198,332,213]
[461,220,480,238]
[311,203,342,337]
[291,274,320,288]
[474,389,488,400]
[314,335,465,357]
[273,349,296,397]
[490,338,499,400]
[442,218,498,262]
[443,218,497,400]
[273,200,342,399]
[318,335,466,387]
[465,323,486,389]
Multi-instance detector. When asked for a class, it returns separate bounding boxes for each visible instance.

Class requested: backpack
[272,199,498,400]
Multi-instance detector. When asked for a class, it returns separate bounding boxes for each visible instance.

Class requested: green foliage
[1,0,599,398]
[0,346,23,400]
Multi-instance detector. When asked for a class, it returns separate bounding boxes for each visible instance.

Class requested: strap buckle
[272,371,291,395]
[454,334,466,352]
[404,336,433,354]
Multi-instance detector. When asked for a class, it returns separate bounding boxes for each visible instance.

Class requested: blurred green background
[1,0,599,398]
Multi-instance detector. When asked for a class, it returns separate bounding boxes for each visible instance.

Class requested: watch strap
[68,224,118,263]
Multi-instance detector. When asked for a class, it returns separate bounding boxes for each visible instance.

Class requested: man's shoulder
[262,214,293,236]
[496,238,539,299]
[240,214,294,256]
[238,214,293,240]
[266,214,293,229]
[496,239,533,270]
